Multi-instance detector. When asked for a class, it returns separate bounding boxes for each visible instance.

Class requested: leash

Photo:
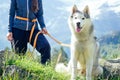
[47,33,70,47]
[33,31,70,48]
[16,16,70,49]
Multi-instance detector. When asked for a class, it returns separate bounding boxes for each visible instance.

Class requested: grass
[0,50,70,80]
[100,44,120,59]
[0,44,120,80]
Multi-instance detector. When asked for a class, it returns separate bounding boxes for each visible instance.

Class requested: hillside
[0,48,120,80]
[0,49,70,80]
[99,31,120,45]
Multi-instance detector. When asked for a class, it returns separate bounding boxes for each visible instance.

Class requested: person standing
[7,0,51,64]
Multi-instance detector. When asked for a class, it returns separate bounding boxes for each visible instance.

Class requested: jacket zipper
[26,0,29,31]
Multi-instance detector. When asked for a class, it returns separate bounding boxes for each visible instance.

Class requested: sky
[0,0,120,50]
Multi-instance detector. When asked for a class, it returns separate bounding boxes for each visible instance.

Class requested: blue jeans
[12,27,51,64]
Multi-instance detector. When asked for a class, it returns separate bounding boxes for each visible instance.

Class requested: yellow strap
[29,23,36,43]
[16,16,37,22]
[33,31,42,48]
[16,16,70,49]
[16,16,37,43]
[33,32,70,49]
[16,16,28,21]
[32,19,37,22]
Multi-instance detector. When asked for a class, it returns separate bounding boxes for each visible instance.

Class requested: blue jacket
[8,0,46,32]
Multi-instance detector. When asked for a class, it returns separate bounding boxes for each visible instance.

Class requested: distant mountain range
[0,0,120,50]
[99,31,120,45]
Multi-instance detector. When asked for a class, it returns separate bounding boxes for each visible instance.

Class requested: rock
[0,49,16,76]
[3,65,28,78]
[3,65,40,79]
[107,59,120,63]
[100,58,120,80]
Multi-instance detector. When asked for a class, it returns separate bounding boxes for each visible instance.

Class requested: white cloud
[107,0,120,6]
[59,0,120,19]
[107,0,120,14]
[58,0,74,4]
[109,6,120,14]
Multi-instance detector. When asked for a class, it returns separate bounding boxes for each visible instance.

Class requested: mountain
[0,0,120,50]
[99,31,120,45]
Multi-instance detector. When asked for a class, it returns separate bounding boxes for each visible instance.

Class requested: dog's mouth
[76,22,82,32]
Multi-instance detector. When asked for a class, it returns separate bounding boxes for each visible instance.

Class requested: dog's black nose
[77,22,80,27]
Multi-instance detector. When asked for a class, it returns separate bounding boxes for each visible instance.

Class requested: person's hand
[7,32,13,41]
[42,27,48,34]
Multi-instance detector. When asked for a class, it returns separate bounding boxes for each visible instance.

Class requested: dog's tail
[55,63,70,74]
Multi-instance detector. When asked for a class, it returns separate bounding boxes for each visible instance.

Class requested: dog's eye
[75,17,77,19]
[82,18,85,20]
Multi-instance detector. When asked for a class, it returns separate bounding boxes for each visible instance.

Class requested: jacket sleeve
[8,0,16,32]
[35,0,46,29]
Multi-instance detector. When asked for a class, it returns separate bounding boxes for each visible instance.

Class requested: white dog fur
[55,5,103,80]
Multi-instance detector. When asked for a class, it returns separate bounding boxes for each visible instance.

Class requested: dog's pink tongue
[76,27,81,32]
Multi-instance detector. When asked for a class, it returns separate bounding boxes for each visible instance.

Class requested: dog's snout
[77,22,80,26]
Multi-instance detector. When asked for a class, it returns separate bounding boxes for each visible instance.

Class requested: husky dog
[56,5,103,80]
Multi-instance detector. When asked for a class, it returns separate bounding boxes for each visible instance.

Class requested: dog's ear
[71,5,78,18]
[71,5,78,15]
[72,5,78,14]
[83,5,90,18]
